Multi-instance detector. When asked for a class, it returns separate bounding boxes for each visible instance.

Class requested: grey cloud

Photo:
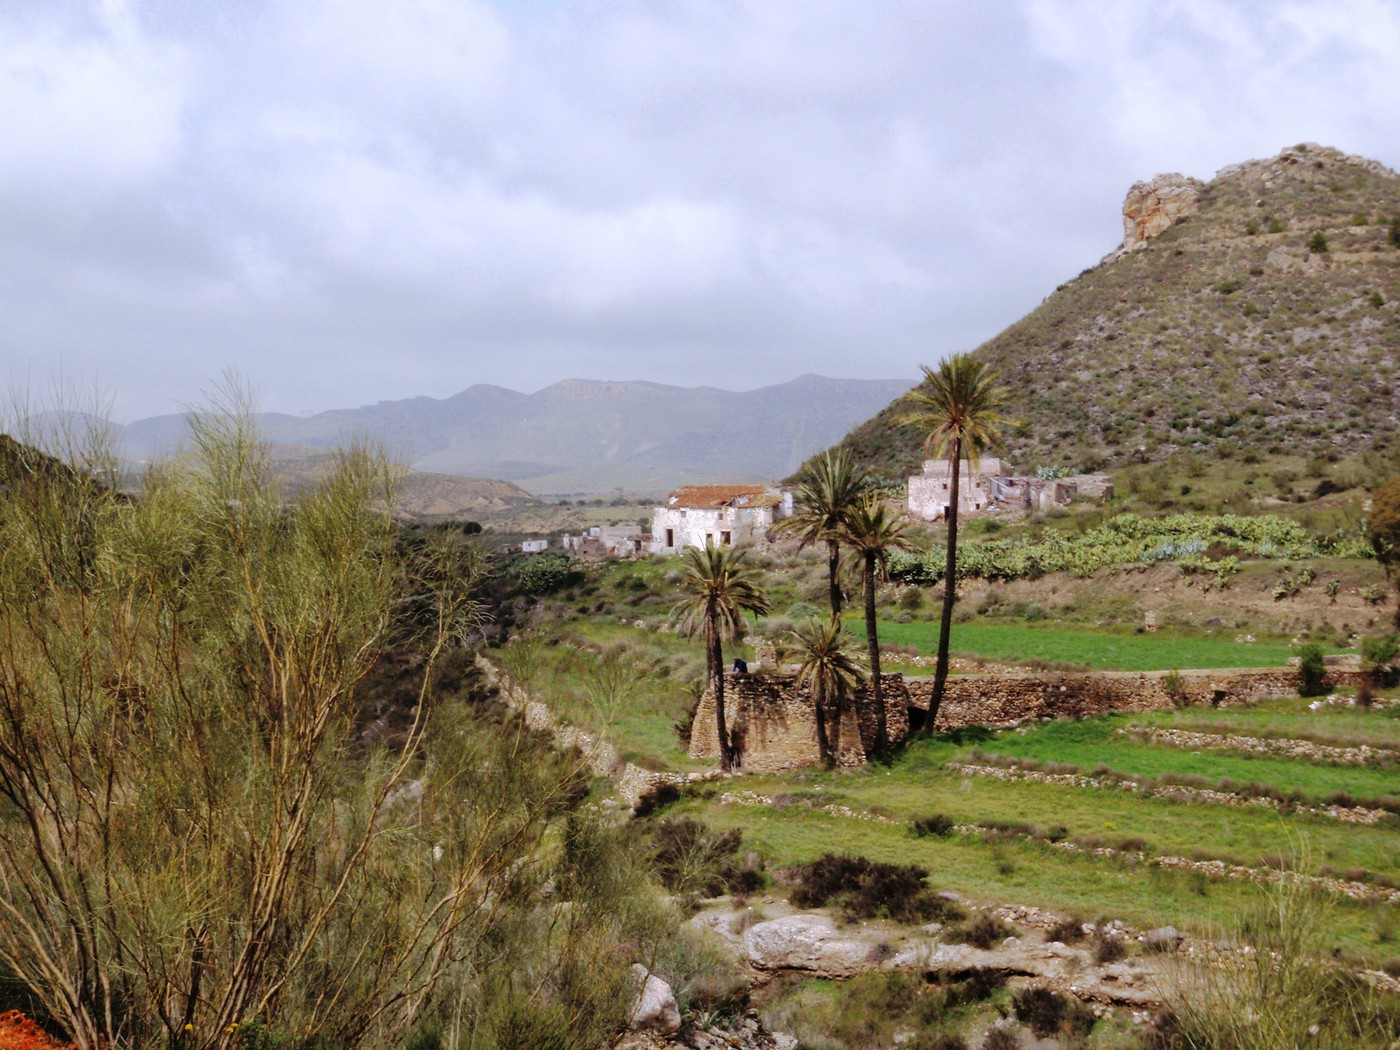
[1,0,1397,422]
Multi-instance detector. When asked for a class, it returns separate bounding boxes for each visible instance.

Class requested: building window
[721,531,732,546]
[665,528,674,547]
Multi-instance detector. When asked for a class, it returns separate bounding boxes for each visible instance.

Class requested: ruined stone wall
[689,672,909,773]
[691,666,1360,770]
[917,667,1366,730]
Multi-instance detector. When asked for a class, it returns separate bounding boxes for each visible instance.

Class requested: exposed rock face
[1122,173,1202,249]
[742,915,875,978]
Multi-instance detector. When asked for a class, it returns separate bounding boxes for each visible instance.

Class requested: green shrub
[1294,643,1329,697]
[514,552,580,594]
[649,817,763,897]
[910,813,956,838]
[1158,869,1398,1048]
[1360,633,1398,675]
[1308,231,1329,254]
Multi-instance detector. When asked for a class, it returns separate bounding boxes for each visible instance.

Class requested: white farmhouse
[649,485,792,554]
[520,537,549,553]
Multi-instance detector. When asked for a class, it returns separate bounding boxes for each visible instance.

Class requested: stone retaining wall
[689,673,910,772]
[922,667,1365,730]
[475,656,721,809]
[690,665,1361,771]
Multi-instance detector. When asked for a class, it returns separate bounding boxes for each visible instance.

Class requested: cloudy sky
[3,0,1398,422]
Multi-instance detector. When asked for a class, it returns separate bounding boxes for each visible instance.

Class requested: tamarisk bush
[0,400,659,1050]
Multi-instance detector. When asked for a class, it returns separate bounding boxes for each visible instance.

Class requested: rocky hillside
[837,144,1400,479]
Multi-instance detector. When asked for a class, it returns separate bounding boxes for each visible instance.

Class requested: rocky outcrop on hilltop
[1215,142,1399,188]
[1121,173,1202,249]
[830,142,1400,478]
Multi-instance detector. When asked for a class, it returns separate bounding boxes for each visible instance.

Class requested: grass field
[874,620,1302,670]
[662,697,1400,964]
[971,717,1400,804]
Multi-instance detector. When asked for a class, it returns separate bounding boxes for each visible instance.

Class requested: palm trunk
[926,437,961,734]
[813,680,833,767]
[707,600,731,771]
[864,551,886,758]
[827,538,842,622]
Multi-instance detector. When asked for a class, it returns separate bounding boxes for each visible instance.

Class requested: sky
[3,0,1398,423]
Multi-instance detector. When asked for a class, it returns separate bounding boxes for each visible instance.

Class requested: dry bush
[0,400,662,1050]
[1154,857,1398,1049]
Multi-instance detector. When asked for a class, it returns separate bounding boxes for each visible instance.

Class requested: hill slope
[837,144,1400,480]
[120,374,913,495]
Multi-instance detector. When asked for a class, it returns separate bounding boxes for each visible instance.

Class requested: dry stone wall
[922,667,1364,730]
[692,666,1359,771]
[689,672,910,772]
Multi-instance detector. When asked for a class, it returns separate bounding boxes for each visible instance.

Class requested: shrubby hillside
[835,144,1400,480]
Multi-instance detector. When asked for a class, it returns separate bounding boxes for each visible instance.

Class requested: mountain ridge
[116,374,916,495]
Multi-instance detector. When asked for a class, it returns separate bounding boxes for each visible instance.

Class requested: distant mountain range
[116,374,915,495]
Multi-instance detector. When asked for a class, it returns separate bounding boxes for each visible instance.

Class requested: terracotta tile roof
[664,484,782,509]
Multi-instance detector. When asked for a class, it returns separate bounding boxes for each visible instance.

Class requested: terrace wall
[689,672,911,772]
[689,666,1365,771]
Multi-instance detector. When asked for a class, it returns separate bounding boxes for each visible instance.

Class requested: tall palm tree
[840,493,913,758]
[790,617,864,767]
[899,353,1008,733]
[777,448,867,622]
[673,541,770,771]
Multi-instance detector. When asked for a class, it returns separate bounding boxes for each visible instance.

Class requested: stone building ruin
[907,458,1112,522]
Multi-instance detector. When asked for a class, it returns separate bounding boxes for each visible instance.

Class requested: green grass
[666,705,1399,962]
[973,717,1400,804]
[1132,697,1400,748]
[680,790,1389,960]
[874,620,1299,670]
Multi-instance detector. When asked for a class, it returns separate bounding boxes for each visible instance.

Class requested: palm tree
[790,617,864,767]
[840,493,913,758]
[776,447,867,622]
[899,353,1008,732]
[673,541,770,771]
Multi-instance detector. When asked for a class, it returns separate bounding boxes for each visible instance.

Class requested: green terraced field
[873,620,1300,670]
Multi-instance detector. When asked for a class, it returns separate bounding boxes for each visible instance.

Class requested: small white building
[520,537,549,554]
[650,485,792,554]
[907,458,1003,521]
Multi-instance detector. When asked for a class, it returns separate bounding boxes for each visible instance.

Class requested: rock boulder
[628,965,682,1036]
[742,914,875,977]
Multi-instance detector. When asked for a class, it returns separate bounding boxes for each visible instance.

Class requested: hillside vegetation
[837,144,1400,480]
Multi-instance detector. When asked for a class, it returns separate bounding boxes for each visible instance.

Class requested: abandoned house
[908,457,1112,521]
[907,458,1004,520]
[649,484,793,554]
[561,525,646,558]
[519,537,549,554]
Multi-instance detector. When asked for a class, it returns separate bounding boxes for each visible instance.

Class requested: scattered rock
[1144,926,1183,952]
[629,965,682,1036]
